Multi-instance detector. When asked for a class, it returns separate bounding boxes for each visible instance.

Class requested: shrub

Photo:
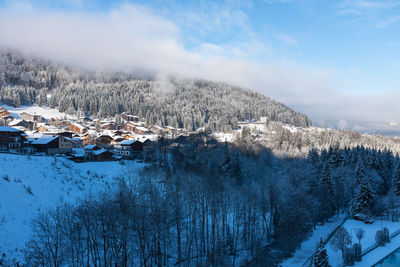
[383,227,390,243]
[353,243,362,262]
[375,230,384,246]
[343,246,355,265]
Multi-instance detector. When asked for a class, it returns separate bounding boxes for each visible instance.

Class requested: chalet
[101,122,117,130]
[1,115,14,124]
[114,140,143,158]
[9,119,35,130]
[20,112,42,122]
[37,124,50,132]
[126,121,140,132]
[96,135,114,147]
[121,112,139,122]
[0,108,10,117]
[92,149,114,161]
[163,126,175,134]
[133,126,150,135]
[79,116,92,123]
[149,125,163,134]
[83,144,100,152]
[68,122,86,134]
[0,126,26,152]
[32,135,73,154]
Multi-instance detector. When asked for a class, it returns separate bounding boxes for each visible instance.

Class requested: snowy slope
[0,154,144,262]
[0,104,73,120]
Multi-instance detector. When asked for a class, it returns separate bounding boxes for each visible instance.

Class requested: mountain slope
[0,51,311,129]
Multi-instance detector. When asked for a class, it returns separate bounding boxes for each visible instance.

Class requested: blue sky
[1,0,400,127]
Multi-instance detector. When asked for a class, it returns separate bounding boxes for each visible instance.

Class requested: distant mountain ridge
[0,51,311,130]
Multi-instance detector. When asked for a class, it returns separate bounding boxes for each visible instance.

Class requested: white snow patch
[0,154,144,261]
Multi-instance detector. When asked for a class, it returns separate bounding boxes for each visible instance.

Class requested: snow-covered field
[0,104,73,120]
[0,153,143,262]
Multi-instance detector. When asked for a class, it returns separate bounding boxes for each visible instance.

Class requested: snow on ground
[354,234,400,267]
[0,153,144,261]
[327,219,400,266]
[282,214,346,267]
[284,216,400,267]
[214,132,237,142]
[0,104,73,120]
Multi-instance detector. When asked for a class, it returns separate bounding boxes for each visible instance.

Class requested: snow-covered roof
[92,149,111,155]
[27,133,45,139]
[135,126,149,132]
[8,119,23,126]
[0,126,23,132]
[119,140,139,145]
[84,144,97,150]
[32,135,59,145]
[70,122,85,129]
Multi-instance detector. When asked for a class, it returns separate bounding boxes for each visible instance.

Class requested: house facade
[20,112,42,122]
[0,126,26,152]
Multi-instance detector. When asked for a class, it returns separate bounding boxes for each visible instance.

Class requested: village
[0,106,207,162]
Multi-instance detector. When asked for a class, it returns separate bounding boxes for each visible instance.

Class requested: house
[101,122,117,130]
[79,116,92,123]
[37,124,50,132]
[149,125,163,134]
[114,139,143,158]
[9,119,35,130]
[126,121,140,132]
[133,126,150,135]
[121,112,139,122]
[0,126,26,152]
[31,135,73,154]
[92,149,114,161]
[0,108,10,117]
[20,112,42,122]
[96,135,114,147]
[68,122,86,134]
[163,126,175,134]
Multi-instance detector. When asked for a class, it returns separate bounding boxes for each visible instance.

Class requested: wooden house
[31,135,73,154]
[133,126,150,135]
[9,119,35,130]
[92,149,114,161]
[20,112,42,122]
[149,125,163,134]
[96,135,114,147]
[121,112,139,122]
[114,140,143,158]
[0,108,10,117]
[68,122,86,134]
[0,126,26,152]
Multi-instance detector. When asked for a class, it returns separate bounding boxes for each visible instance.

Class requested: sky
[0,0,400,130]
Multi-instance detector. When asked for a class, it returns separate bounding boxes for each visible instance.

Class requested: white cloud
[0,1,400,128]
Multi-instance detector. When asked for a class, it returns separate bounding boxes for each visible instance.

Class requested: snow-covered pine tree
[353,175,375,215]
[320,163,336,217]
[355,156,366,183]
[392,163,400,197]
[312,239,330,267]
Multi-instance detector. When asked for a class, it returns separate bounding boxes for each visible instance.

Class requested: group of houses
[0,108,190,162]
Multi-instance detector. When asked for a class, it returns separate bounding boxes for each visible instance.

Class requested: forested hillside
[0,51,311,130]
[17,134,400,266]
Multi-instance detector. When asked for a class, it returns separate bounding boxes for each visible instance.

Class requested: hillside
[0,154,142,263]
[0,51,311,130]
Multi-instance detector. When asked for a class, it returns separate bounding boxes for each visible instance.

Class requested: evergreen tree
[353,176,375,214]
[319,164,336,217]
[312,239,330,267]
[392,163,400,197]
